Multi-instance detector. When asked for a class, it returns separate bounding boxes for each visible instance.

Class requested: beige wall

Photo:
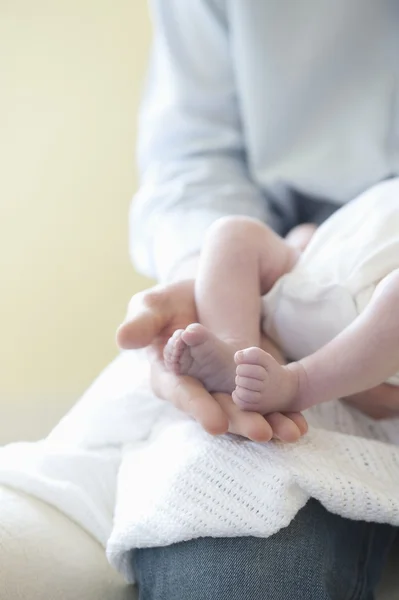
[0,1,152,444]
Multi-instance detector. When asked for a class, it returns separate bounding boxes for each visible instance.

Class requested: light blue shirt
[131,0,399,280]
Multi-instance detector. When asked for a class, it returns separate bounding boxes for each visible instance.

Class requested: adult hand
[285,223,317,252]
[117,280,308,442]
[117,279,229,435]
[345,384,399,419]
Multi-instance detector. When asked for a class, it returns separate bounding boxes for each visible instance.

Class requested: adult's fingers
[151,362,228,435]
[344,384,399,419]
[283,412,308,436]
[285,223,317,252]
[265,412,306,443]
[213,393,273,442]
[212,394,308,443]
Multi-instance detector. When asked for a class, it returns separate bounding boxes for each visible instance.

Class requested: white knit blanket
[0,350,398,583]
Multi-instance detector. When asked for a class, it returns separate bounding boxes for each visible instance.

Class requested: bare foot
[163,323,237,393]
[233,347,300,413]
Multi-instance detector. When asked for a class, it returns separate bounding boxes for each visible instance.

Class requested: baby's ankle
[285,361,312,411]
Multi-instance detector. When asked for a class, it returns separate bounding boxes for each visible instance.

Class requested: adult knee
[132,502,352,600]
[132,500,384,600]
[133,534,332,600]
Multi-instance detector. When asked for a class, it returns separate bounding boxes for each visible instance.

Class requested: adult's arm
[130,0,281,282]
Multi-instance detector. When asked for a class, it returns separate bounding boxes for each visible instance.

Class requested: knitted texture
[0,351,398,584]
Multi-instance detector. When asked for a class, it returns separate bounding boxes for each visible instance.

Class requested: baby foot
[233,347,300,414]
[163,323,236,393]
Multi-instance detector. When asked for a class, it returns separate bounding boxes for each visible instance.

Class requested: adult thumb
[116,289,167,349]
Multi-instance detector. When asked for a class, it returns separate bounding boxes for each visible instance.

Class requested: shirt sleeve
[130,0,279,281]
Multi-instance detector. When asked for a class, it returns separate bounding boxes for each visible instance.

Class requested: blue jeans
[132,499,397,600]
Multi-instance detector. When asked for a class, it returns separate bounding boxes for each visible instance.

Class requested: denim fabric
[132,499,397,600]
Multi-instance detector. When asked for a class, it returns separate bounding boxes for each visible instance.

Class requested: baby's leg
[196,216,298,347]
[164,216,298,393]
[233,269,399,413]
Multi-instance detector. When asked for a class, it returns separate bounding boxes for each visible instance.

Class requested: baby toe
[163,337,175,364]
[235,347,271,368]
[235,375,264,392]
[163,330,186,371]
[232,387,262,411]
[181,323,209,346]
[236,363,266,380]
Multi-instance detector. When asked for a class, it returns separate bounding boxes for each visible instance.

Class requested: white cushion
[0,485,136,600]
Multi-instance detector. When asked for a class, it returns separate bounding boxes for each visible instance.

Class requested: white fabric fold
[0,350,398,584]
